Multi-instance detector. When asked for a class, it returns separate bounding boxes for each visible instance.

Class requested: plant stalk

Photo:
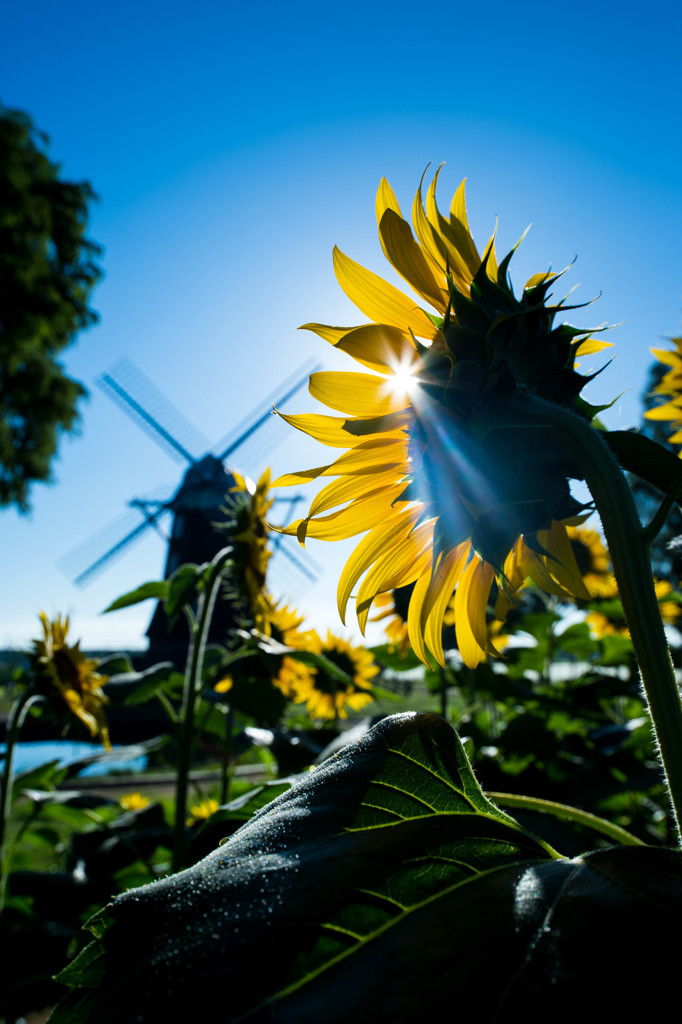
[172,547,232,873]
[0,689,42,912]
[523,396,682,842]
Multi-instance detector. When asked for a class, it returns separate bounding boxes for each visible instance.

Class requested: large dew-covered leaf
[53,713,682,1021]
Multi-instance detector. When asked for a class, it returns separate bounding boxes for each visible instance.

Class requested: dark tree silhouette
[0,104,102,511]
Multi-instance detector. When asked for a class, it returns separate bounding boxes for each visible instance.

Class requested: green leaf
[12,758,67,794]
[96,653,135,675]
[289,648,354,685]
[54,713,560,1022]
[369,643,423,671]
[599,633,634,665]
[604,428,682,495]
[219,779,296,821]
[103,581,168,613]
[165,563,206,625]
[106,663,182,706]
[208,674,287,724]
[556,621,598,660]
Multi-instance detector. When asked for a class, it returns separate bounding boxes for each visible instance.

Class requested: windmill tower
[66,358,319,666]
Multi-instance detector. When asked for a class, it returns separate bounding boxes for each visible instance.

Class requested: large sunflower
[31,613,111,749]
[275,170,611,668]
[644,336,682,449]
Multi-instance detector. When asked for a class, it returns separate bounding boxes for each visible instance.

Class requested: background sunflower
[289,631,378,721]
[30,612,111,749]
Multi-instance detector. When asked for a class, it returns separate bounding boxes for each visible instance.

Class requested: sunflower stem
[525,396,682,843]
[172,547,233,873]
[0,689,43,913]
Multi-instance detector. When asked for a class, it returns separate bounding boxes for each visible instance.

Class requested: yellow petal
[272,465,334,487]
[299,323,367,346]
[454,558,495,669]
[423,543,471,667]
[644,401,682,421]
[378,207,447,311]
[411,180,449,280]
[375,176,403,221]
[272,438,408,489]
[651,347,682,367]
[275,410,406,448]
[536,521,590,599]
[307,468,405,520]
[407,568,434,667]
[301,322,418,375]
[448,178,482,277]
[355,517,435,632]
[574,337,614,357]
[426,169,483,289]
[336,324,419,374]
[291,485,409,544]
[326,437,408,475]
[309,371,411,417]
[333,247,438,341]
[337,507,422,623]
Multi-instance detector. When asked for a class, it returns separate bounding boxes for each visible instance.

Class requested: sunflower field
[3,172,682,1022]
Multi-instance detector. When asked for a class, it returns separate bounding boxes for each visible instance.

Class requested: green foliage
[0,104,102,511]
[52,713,682,1022]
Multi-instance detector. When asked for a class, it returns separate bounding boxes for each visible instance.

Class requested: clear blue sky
[2,0,681,651]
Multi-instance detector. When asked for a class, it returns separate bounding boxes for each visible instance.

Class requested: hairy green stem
[172,547,232,873]
[0,689,43,912]
[523,397,682,842]
[487,791,645,847]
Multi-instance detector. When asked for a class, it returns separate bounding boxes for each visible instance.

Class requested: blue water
[1,740,148,777]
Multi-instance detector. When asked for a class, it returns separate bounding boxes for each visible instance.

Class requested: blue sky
[2,0,681,651]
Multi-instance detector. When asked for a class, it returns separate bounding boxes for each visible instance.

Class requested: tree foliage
[0,104,102,511]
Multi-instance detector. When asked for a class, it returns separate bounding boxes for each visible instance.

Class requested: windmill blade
[267,537,323,598]
[59,488,171,587]
[214,359,320,463]
[273,539,322,583]
[98,357,210,464]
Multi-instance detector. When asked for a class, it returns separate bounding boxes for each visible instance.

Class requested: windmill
[64,357,321,666]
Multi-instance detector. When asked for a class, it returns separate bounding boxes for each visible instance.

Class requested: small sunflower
[291,631,378,721]
[267,602,319,699]
[566,525,617,599]
[30,613,111,749]
[186,797,219,826]
[587,579,681,639]
[644,337,682,449]
[370,584,413,657]
[275,170,612,668]
[655,579,682,624]
[120,792,151,812]
[214,601,317,702]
